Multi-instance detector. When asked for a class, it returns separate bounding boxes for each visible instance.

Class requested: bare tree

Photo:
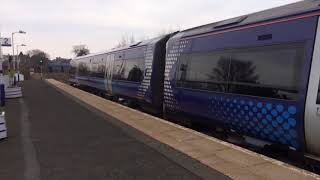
[137,35,149,42]
[115,34,136,48]
[114,29,179,49]
[129,34,135,44]
[26,49,50,73]
[157,26,180,36]
[72,45,90,57]
[27,49,50,59]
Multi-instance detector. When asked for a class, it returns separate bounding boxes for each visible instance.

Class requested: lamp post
[0,32,2,74]
[11,30,26,71]
[0,32,2,60]
[16,44,26,81]
[16,44,26,56]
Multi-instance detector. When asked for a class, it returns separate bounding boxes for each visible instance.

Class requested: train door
[105,54,114,94]
[305,19,320,156]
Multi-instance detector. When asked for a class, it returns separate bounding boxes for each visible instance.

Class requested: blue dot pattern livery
[209,95,300,149]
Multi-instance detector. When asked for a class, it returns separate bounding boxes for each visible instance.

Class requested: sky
[0,0,301,59]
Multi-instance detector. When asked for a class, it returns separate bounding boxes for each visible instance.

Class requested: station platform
[0,79,319,180]
[0,80,227,180]
[46,79,320,180]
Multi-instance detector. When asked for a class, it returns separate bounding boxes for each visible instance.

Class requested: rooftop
[181,0,320,38]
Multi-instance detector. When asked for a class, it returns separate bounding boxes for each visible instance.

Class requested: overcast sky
[0,0,301,59]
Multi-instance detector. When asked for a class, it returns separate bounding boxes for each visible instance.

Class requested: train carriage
[164,0,320,158]
[69,34,173,114]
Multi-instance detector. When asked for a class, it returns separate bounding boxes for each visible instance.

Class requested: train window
[96,63,105,78]
[78,62,89,76]
[177,43,304,100]
[124,59,144,82]
[69,61,77,77]
[90,61,98,77]
[113,60,126,80]
[95,57,105,78]
[89,58,105,78]
[177,52,230,92]
[113,59,144,82]
[91,63,105,78]
[228,43,304,100]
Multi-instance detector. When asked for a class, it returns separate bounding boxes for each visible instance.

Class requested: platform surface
[0,80,228,180]
[46,79,320,180]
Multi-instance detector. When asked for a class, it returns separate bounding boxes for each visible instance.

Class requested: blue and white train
[69,0,320,160]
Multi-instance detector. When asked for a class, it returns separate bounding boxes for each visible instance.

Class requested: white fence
[0,112,7,139]
[0,75,23,98]
[5,87,22,98]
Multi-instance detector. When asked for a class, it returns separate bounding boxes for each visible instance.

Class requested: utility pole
[40,59,43,80]
[0,32,2,59]
[11,33,14,70]
[16,44,26,81]
[11,30,26,71]
[0,32,2,74]
[40,65,43,80]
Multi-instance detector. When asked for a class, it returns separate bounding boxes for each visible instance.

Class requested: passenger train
[69,0,320,161]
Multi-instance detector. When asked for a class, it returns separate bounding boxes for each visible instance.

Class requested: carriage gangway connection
[0,79,319,180]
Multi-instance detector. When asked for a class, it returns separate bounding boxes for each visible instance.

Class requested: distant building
[47,57,71,73]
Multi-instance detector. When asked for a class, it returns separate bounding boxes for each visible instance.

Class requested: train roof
[180,0,320,38]
[73,34,169,60]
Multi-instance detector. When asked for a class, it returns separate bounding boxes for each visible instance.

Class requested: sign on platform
[0,38,11,47]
